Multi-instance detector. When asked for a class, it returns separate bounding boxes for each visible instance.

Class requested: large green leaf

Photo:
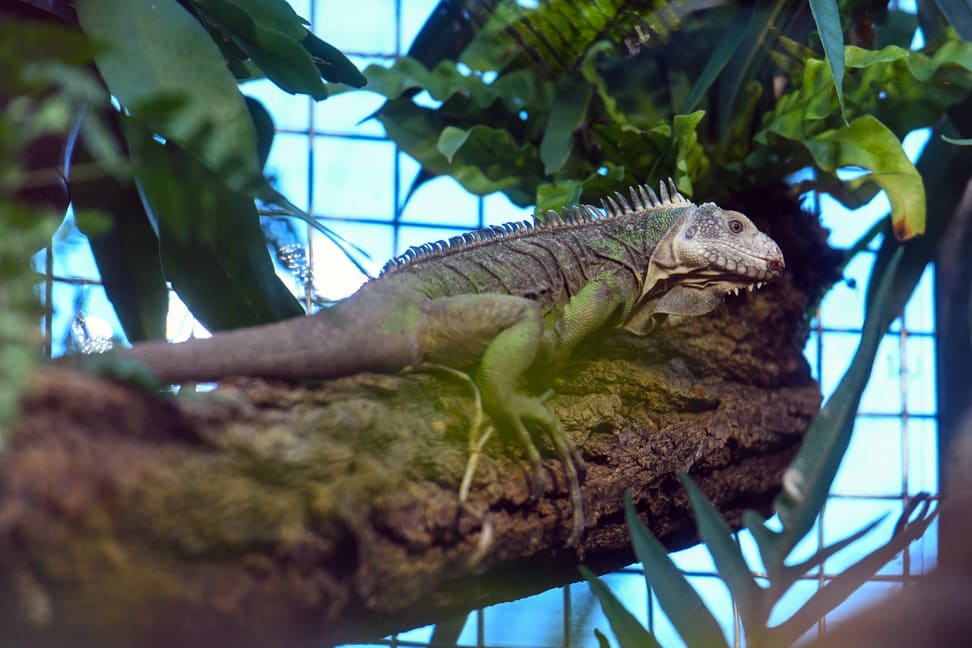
[625,493,729,648]
[808,0,847,122]
[300,32,367,87]
[800,115,925,239]
[78,0,261,191]
[193,0,327,99]
[540,79,591,175]
[579,566,660,648]
[124,120,303,331]
[70,110,168,342]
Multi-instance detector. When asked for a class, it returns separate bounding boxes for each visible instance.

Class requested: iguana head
[626,202,784,333]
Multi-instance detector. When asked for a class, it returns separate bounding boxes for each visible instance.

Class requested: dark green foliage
[7,0,367,343]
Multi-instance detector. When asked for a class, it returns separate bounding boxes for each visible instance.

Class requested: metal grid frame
[38,1,941,646]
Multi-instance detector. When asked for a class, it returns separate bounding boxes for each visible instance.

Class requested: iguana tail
[109,297,422,384]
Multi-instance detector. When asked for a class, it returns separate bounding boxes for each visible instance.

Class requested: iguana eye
[728,219,744,234]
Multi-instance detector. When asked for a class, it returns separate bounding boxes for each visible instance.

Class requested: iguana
[98,179,784,547]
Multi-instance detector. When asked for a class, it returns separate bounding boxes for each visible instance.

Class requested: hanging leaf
[808,0,847,123]
[78,0,262,191]
[70,110,168,342]
[801,115,924,239]
[540,80,591,174]
[124,119,303,331]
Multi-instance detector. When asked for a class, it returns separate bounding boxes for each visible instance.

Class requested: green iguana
[100,180,784,547]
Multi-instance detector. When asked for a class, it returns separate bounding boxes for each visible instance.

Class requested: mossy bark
[0,187,838,647]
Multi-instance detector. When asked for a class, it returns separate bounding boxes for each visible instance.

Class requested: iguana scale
[106,180,785,547]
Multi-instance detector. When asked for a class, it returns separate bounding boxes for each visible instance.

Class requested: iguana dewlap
[108,180,784,547]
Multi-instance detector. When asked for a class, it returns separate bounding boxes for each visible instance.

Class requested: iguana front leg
[420,294,585,545]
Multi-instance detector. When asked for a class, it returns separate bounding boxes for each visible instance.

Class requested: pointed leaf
[245,96,274,171]
[70,118,168,342]
[809,0,847,122]
[681,476,761,617]
[625,492,729,648]
[192,0,326,99]
[124,120,303,331]
[802,115,925,239]
[429,614,468,646]
[681,6,749,114]
[741,511,784,580]
[579,566,660,648]
[301,32,367,87]
[540,80,591,174]
[78,0,261,192]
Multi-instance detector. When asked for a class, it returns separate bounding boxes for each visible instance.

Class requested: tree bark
[0,187,838,647]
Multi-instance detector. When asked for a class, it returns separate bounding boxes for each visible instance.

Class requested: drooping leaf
[124,119,303,331]
[681,4,749,115]
[78,0,261,191]
[540,79,591,174]
[69,110,168,342]
[192,0,327,99]
[808,0,847,123]
[801,115,925,239]
[245,96,274,171]
[300,32,367,87]
[625,492,729,648]
[579,566,660,648]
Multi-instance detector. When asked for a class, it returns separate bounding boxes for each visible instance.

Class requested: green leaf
[245,96,274,171]
[801,115,925,239]
[70,111,168,342]
[78,0,261,192]
[681,6,749,114]
[579,566,660,648]
[717,0,790,144]
[124,119,303,331]
[671,111,708,192]
[193,0,327,99]
[217,0,308,40]
[681,476,762,625]
[540,80,591,174]
[301,32,367,87]
[809,0,847,123]
[536,180,583,213]
[625,493,729,648]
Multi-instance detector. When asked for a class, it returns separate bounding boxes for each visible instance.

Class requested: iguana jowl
[111,180,784,547]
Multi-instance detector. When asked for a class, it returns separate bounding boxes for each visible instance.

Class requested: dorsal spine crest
[380,178,691,275]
